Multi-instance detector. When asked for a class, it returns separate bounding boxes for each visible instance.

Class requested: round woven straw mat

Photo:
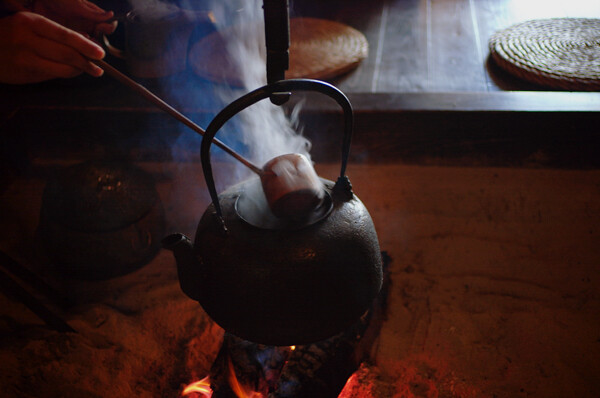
[189,17,368,85]
[489,18,600,91]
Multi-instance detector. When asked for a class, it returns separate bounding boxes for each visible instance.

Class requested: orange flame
[183,345,296,398]
[227,358,263,398]
[182,376,212,397]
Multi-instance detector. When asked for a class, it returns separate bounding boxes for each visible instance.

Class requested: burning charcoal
[207,253,390,398]
[269,252,390,398]
[269,320,366,398]
[209,333,291,397]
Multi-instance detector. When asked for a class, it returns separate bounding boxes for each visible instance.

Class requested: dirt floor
[0,162,599,397]
[340,164,600,398]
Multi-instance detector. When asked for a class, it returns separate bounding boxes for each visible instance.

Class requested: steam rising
[125,0,316,222]
[169,0,312,185]
[205,0,311,165]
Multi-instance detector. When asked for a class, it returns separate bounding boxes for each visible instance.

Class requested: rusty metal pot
[163,80,383,345]
[38,160,165,280]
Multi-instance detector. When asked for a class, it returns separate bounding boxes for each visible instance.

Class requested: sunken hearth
[1,162,600,397]
[0,161,391,398]
[0,243,390,398]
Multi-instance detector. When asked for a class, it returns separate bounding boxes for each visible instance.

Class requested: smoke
[171,0,311,185]
[203,0,311,164]
[127,0,179,21]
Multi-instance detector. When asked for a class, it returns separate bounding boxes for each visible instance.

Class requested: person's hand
[0,11,106,84]
[31,0,117,38]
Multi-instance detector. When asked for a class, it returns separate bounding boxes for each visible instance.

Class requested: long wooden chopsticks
[0,251,75,333]
[93,59,262,175]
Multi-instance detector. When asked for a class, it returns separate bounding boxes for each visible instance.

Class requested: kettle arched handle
[201,79,354,225]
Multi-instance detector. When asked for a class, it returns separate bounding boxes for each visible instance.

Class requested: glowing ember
[182,376,212,397]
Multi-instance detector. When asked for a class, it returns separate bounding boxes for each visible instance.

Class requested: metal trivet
[489,18,600,91]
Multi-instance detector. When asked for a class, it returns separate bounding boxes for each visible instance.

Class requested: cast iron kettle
[163,79,383,346]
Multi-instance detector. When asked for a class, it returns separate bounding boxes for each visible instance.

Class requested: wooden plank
[290,0,385,93]
[7,92,598,169]
[330,1,387,93]
[290,92,600,167]
[344,92,600,112]
[473,0,524,91]
[427,0,487,92]
[366,0,429,92]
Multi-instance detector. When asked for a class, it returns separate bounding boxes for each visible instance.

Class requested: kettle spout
[162,233,203,302]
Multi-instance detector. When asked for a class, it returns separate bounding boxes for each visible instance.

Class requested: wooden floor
[293,0,600,93]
